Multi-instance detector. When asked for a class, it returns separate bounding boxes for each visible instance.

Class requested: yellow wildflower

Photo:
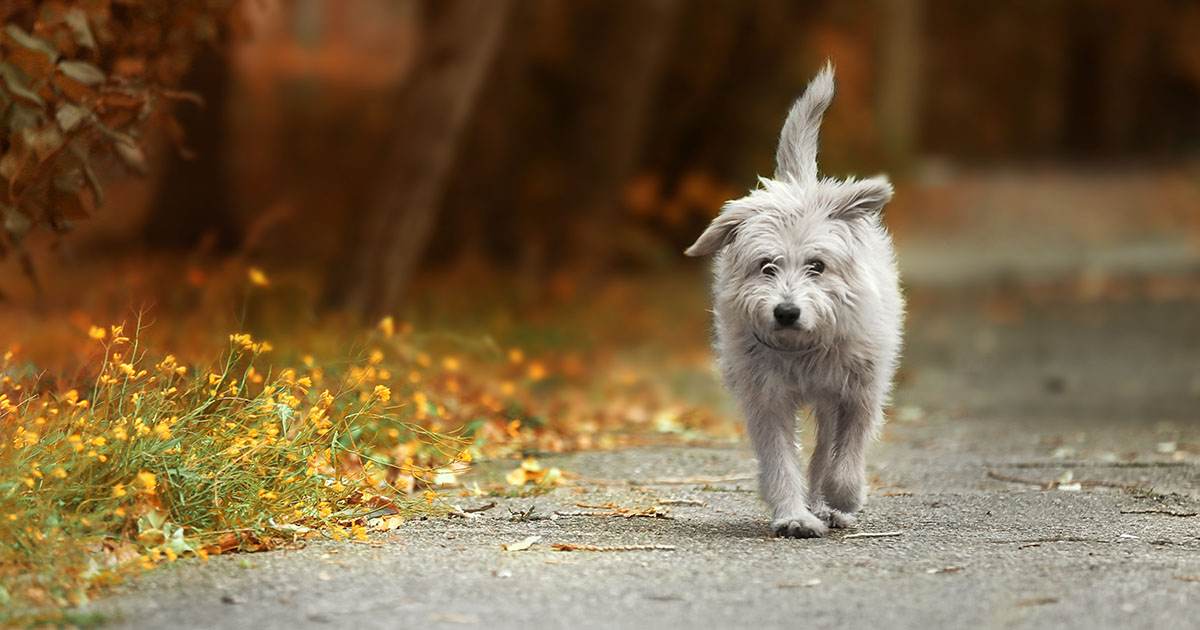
[137,472,157,493]
[112,483,127,497]
[248,267,270,286]
[528,362,547,381]
[88,325,107,340]
[373,385,392,402]
[378,316,395,338]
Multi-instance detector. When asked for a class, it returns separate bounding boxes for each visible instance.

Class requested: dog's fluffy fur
[686,63,904,538]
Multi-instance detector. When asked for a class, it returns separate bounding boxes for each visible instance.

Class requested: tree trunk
[321,0,512,320]
[876,0,923,168]
[560,0,681,271]
[143,47,239,251]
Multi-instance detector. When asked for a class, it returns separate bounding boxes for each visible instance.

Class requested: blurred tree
[428,0,682,288]
[552,0,681,274]
[320,0,513,320]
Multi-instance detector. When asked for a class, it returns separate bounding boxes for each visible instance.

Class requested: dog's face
[686,63,893,348]
[692,179,892,348]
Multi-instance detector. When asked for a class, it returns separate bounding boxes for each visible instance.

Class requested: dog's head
[686,63,893,348]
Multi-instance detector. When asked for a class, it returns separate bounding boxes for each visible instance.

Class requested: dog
[685,63,903,538]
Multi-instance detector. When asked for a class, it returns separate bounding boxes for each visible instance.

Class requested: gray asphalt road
[91,295,1200,630]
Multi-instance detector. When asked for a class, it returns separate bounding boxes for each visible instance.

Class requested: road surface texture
[91,290,1200,630]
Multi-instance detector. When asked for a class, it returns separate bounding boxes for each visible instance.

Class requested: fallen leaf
[506,456,567,486]
[841,531,903,540]
[502,535,540,552]
[1016,597,1059,606]
[777,578,822,588]
[372,516,404,531]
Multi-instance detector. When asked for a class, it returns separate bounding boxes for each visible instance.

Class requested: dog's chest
[755,342,872,399]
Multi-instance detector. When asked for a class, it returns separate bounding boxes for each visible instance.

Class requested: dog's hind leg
[817,396,881,515]
[742,395,828,538]
[807,401,858,528]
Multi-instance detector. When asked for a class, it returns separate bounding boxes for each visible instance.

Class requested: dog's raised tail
[774,61,835,186]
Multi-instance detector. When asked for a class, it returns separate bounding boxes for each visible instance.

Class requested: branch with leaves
[0,0,234,275]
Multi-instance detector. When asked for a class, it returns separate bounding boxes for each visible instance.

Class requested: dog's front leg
[743,395,827,538]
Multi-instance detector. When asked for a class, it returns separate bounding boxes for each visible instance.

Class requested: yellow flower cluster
[229,333,273,354]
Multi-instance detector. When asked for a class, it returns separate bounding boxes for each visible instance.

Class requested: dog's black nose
[773,303,801,327]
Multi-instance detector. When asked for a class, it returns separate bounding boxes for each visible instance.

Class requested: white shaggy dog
[686,64,904,538]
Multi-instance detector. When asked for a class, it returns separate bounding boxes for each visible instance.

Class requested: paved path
[93,297,1200,630]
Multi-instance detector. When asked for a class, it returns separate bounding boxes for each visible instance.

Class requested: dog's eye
[807,259,826,275]
[760,259,779,277]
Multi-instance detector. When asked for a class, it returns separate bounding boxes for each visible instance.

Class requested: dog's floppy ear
[831,176,893,221]
[775,61,835,185]
[685,201,755,257]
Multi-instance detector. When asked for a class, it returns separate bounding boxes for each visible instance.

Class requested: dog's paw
[810,503,856,529]
[770,512,828,538]
[822,481,866,515]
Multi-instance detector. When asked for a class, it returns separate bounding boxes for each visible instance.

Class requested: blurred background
[2,0,1198,443]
